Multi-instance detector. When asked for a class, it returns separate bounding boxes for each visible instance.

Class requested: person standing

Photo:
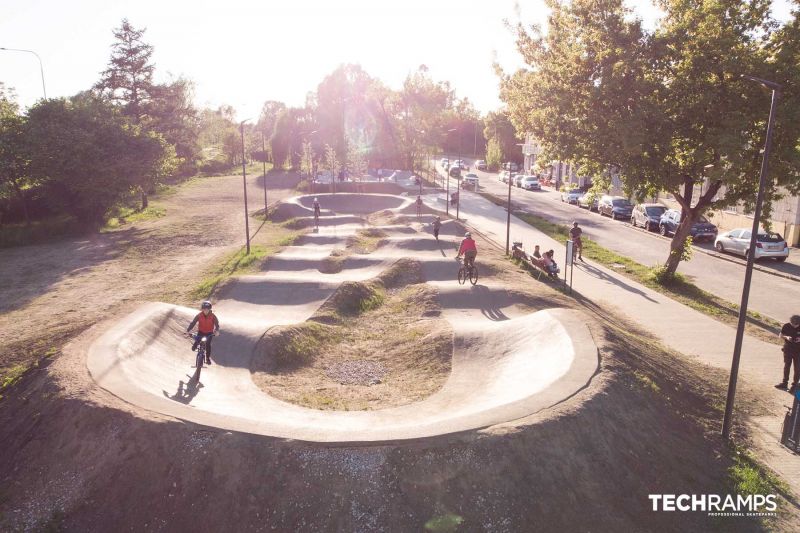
[776,315,800,393]
[432,216,441,240]
[569,222,583,261]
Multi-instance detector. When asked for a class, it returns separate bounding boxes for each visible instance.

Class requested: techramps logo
[649,494,778,518]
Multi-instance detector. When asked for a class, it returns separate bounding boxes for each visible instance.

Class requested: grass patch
[1,364,27,390]
[424,514,464,532]
[0,216,84,248]
[103,206,166,230]
[501,205,782,344]
[190,226,301,300]
[729,446,788,497]
[346,228,388,254]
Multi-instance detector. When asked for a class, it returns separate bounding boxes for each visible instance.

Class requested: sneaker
[775,382,788,391]
[790,384,798,394]
[205,358,212,365]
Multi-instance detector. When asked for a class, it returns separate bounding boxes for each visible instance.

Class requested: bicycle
[186,333,209,382]
[457,256,479,285]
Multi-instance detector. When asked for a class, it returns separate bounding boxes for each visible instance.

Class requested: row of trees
[499,0,800,275]
[258,64,520,176]
[0,20,245,229]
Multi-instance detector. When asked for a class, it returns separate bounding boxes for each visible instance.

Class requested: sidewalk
[423,187,800,498]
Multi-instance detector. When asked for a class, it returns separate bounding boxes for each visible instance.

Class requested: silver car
[560,188,584,204]
[520,176,541,191]
[714,229,790,262]
[513,174,526,187]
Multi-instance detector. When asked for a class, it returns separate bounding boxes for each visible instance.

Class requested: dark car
[448,165,461,178]
[631,203,667,231]
[658,209,718,241]
[598,196,634,220]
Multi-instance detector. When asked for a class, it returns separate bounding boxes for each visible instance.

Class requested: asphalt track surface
[87,193,598,443]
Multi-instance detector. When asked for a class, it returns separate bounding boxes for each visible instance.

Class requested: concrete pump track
[87,193,599,443]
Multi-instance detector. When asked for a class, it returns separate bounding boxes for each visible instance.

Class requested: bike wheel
[457,267,467,285]
[195,349,204,379]
[469,265,479,285]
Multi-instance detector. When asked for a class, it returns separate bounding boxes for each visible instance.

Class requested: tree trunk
[140,188,149,210]
[12,181,31,226]
[663,216,695,275]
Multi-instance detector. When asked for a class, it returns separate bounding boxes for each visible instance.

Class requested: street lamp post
[0,47,47,99]
[240,119,252,255]
[506,161,512,255]
[261,131,268,214]
[446,128,457,217]
[721,75,781,440]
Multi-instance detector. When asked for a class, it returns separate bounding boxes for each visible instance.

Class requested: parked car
[500,170,516,184]
[503,162,519,172]
[475,159,487,171]
[658,209,718,241]
[448,165,462,178]
[714,229,790,261]
[513,174,526,187]
[561,188,585,204]
[462,173,479,190]
[598,195,634,220]
[630,203,667,231]
[440,158,449,168]
[520,175,541,191]
[577,193,598,211]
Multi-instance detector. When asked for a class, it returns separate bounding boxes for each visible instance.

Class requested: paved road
[435,158,800,323]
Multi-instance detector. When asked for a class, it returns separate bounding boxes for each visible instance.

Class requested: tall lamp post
[446,128,457,216]
[721,74,781,439]
[0,47,47,99]
[240,119,252,255]
[261,131,268,214]
[505,161,512,255]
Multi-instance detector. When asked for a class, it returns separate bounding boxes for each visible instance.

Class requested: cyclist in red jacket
[457,232,477,268]
[187,301,220,365]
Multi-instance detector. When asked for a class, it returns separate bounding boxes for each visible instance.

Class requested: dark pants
[464,250,476,268]
[783,351,800,386]
[192,333,215,359]
[433,227,440,239]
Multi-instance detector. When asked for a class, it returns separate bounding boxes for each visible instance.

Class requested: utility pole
[262,131,268,214]
[240,120,251,255]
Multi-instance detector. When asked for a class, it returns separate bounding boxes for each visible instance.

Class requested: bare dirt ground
[0,170,299,381]
[252,261,453,411]
[0,187,797,531]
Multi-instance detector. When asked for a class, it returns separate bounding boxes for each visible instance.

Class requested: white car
[714,229,790,262]
[520,176,541,191]
[560,188,584,204]
[440,158,449,168]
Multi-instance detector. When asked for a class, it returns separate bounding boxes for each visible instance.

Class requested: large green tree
[501,0,795,275]
[0,84,31,225]
[26,95,175,227]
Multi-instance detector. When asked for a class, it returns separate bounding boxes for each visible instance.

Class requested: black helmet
[201,301,212,310]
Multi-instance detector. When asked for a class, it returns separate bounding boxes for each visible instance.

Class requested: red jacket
[458,238,477,255]
[188,312,219,334]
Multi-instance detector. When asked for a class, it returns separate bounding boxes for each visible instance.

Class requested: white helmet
[464,232,472,238]
[314,197,318,202]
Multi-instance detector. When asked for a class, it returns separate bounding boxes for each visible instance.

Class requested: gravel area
[326,360,387,386]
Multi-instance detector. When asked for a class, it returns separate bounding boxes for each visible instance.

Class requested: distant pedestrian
[532,245,541,259]
[777,315,800,393]
[433,216,441,240]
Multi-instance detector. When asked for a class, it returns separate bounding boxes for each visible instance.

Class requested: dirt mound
[268,201,309,223]
[307,182,406,195]
[345,228,388,254]
[251,261,450,411]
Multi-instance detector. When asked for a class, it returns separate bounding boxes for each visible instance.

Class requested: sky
[0,0,794,120]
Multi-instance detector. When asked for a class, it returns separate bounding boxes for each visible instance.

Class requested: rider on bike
[187,301,220,365]
[312,197,321,219]
[457,231,477,268]
[569,221,583,261]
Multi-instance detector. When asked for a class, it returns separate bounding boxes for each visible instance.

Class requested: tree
[324,144,340,185]
[257,100,287,161]
[300,140,315,179]
[483,110,519,165]
[500,0,790,276]
[0,84,31,225]
[485,137,504,172]
[146,77,201,176]
[26,95,175,228]
[95,19,156,124]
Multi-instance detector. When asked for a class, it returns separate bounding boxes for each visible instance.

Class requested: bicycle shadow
[163,378,203,405]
